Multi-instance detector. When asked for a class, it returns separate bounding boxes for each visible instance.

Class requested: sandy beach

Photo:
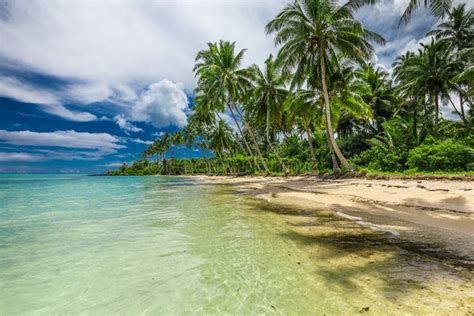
[192,175,474,262]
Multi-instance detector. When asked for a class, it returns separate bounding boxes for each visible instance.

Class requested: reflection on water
[0,175,472,315]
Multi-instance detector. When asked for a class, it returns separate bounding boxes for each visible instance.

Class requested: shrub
[351,146,407,172]
[407,139,474,171]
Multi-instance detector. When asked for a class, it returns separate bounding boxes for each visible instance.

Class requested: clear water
[0,175,472,315]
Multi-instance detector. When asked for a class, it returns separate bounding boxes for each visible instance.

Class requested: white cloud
[0,130,129,161]
[130,138,153,145]
[0,129,125,152]
[0,0,285,92]
[130,79,189,128]
[0,152,46,162]
[0,77,97,121]
[66,82,112,104]
[2,0,471,129]
[114,114,143,134]
[100,162,130,168]
[0,149,122,162]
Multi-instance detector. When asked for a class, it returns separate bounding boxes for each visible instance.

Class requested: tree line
[108,0,473,176]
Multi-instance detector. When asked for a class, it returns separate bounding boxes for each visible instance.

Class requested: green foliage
[352,137,474,172]
[106,0,473,178]
[351,146,408,172]
[407,139,474,171]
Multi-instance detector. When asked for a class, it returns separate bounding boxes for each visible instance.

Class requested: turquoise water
[0,175,471,315]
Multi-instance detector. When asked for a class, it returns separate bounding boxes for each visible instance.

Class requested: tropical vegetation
[108,0,473,177]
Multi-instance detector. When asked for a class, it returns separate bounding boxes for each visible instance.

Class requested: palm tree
[356,63,396,133]
[428,4,473,124]
[209,119,235,157]
[160,132,173,160]
[427,4,473,50]
[143,143,154,161]
[328,58,374,137]
[394,39,457,131]
[182,123,197,149]
[151,139,165,164]
[188,110,213,174]
[284,89,322,167]
[400,0,452,25]
[249,54,290,174]
[173,131,185,147]
[266,0,384,171]
[194,40,270,173]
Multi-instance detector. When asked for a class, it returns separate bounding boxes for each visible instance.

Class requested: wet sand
[190,175,474,314]
[192,175,474,265]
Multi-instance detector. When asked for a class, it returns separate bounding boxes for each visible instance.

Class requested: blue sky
[0,0,459,173]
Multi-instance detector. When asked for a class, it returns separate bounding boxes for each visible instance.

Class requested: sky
[0,0,460,174]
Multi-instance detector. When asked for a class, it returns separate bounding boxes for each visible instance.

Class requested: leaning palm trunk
[319,52,352,171]
[266,107,289,175]
[459,93,466,124]
[447,94,467,125]
[227,105,261,171]
[305,126,318,169]
[216,112,246,154]
[325,131,339,171]
[234,105,270,174]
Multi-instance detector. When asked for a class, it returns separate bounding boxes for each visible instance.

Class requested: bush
[351,146,407,172]
[407,139,474,171]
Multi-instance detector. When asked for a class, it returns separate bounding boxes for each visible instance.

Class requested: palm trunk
[216,112,245,154]
[266,107,289,175]
[459,93,466,124]
[413,105,418,143]
[319,50,351,171]
[305,125,317,168]
[326,131,339,171]
[433,94,439,133]
[227,105,260,171]
[234,105,270,174]
[447,94,465,124]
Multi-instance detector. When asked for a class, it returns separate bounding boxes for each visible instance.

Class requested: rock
[359,307,370,313]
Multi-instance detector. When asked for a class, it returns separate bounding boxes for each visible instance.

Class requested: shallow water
[0,175,472,315]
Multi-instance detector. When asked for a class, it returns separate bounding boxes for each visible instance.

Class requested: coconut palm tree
[188,109,214,174]
[209,119,235,157]
[284,89,322,166]
[151,139,165,164]
[173,131,185,147]
[400,0,452,25]
[194,40,270,173]
[328,58,374,137]
[182,123,197,149]
[249,54,290,174]
[394,39,457,132]
[143,143,154,161]
[266,0,384,171]
[356,63,396,133]
[427,4,473,50]
[428,3,473,124]
[160,132,173,160]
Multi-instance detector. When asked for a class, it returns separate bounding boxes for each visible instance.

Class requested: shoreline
[188,175,474,266]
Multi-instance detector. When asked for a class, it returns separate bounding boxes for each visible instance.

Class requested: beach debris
[359,307,370,313]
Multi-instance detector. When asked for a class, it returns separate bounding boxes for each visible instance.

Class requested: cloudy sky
[0,0,454,173]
